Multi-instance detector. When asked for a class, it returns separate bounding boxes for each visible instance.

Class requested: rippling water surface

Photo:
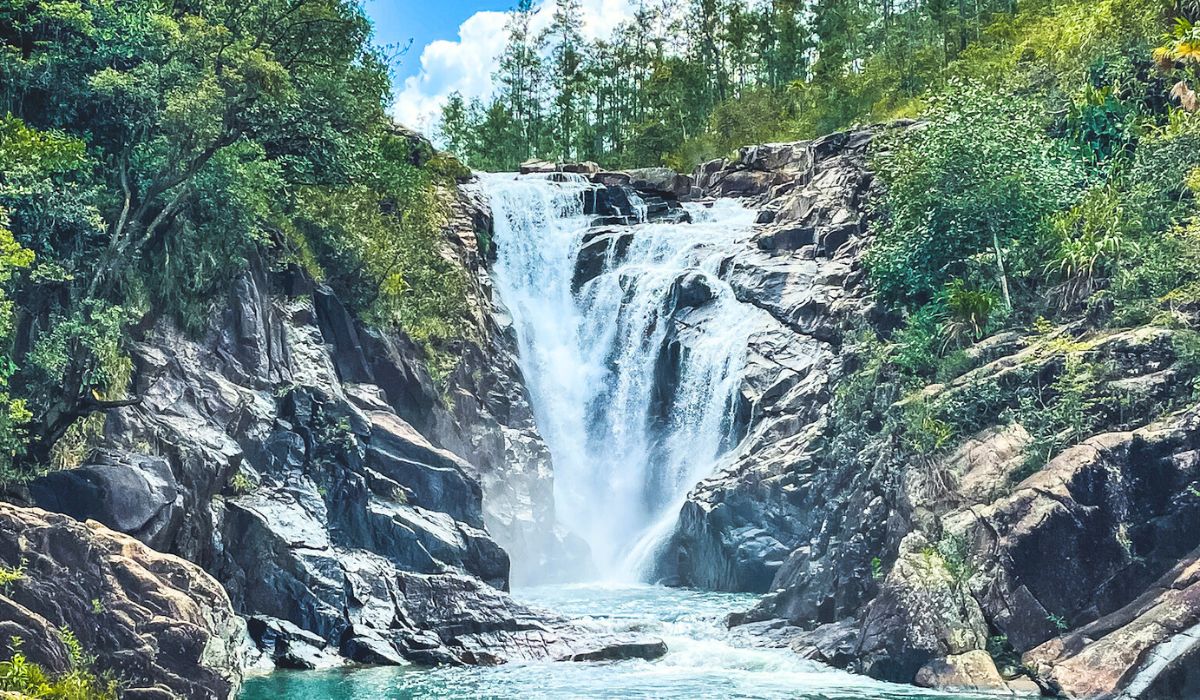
[239,584,991,700]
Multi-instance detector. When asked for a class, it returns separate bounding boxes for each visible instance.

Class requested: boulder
[560,161,600,175]
[1023,547,1200,698]
[246,616,342,670]
[519,159,557,174]
[626,167,693,199]
[914,651,1009,693]
[573,227,634,291]
[30,449,180,550]
[854,533,990,684]
[735,142,812,173]
[0,503,247,699]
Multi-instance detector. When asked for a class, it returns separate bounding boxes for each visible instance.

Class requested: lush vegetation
[0,0,471,483]
[840,0,1200,488]
[439,0,1200,172]
[0,631,116,699]
[443,0,1199,490]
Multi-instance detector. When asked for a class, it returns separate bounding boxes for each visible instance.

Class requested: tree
[497,0,548,159]
[546,0,587,159]
[866,81,1084,309]
[437,92,472,159]
[0,0,466,476]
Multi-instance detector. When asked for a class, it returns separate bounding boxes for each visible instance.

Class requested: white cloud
[392,0,636,136]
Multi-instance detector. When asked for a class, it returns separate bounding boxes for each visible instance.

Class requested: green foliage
[0,558,24,589]
[0,0,471,480]
[935,532,975,587]
[867,81,1084,309]
[0,635,116,700]
[987,634,1024,677]
[900,398,955,462]
[229,470,257,496]
[1066,83,1140,166]
[893,304,946,377]
[825,330,897,464]
[941,281,1001,350]
[1015,354,1102,478]
[440,0,1173,171]
[0,210,35,482]
[1047,185,1141,309]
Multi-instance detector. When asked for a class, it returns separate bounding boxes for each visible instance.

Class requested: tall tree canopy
[0,0,468,480]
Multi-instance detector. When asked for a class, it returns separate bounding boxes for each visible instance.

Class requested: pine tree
[546,0,586,160]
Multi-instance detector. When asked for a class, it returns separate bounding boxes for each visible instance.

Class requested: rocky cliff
[6,160,664,691]
[635,127,1200,698]
[12,123,1200,699]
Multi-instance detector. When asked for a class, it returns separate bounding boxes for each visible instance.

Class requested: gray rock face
[31,449,180,550]
[624,167,694,199]
[657,127,889,600]
[661,122,1200,698]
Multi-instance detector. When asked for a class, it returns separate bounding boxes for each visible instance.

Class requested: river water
[240,584,988,700]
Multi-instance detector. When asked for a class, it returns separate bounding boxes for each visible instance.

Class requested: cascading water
[483,173,765,580]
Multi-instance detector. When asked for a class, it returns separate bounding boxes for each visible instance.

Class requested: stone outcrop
[0,503,247,699]
[20,162,661,678]
[638,123,1200,698]
[656,126,888,598]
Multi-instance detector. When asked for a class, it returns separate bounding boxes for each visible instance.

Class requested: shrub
[1046,185,1140,309]
[867,80,1084,310]
[941,280,1000,349]
[0,635,116,700]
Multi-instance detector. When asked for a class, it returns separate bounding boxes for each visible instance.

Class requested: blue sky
[364,1,512,84]
[366,0,638,133]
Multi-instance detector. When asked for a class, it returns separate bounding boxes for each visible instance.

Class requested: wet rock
[711,170,785,198]
[755,226,814,252]
[246,616,341,670]
[914,651,1009,693]
[592,171,632,187]
[626,167,693,199]
[673,272,717,309]
[736,142,813,174]
[561,636,668,662]
[574,227,634,291]
[788,619,860,668]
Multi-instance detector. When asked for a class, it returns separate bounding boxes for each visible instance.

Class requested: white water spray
[483,174,763,580]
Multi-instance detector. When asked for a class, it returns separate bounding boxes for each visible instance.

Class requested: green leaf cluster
[0,0,470,482]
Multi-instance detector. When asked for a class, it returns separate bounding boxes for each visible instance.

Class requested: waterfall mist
[483,174,763,581]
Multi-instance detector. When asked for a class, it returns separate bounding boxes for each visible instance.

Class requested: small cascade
[483,174,765,581]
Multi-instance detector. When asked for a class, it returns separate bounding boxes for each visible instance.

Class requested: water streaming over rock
[482,173,766,580]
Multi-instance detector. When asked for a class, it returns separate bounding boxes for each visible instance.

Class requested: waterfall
[482,173,763,581]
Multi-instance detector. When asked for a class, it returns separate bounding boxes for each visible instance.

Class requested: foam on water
[239,585,996,700]
[482,174,763,580]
